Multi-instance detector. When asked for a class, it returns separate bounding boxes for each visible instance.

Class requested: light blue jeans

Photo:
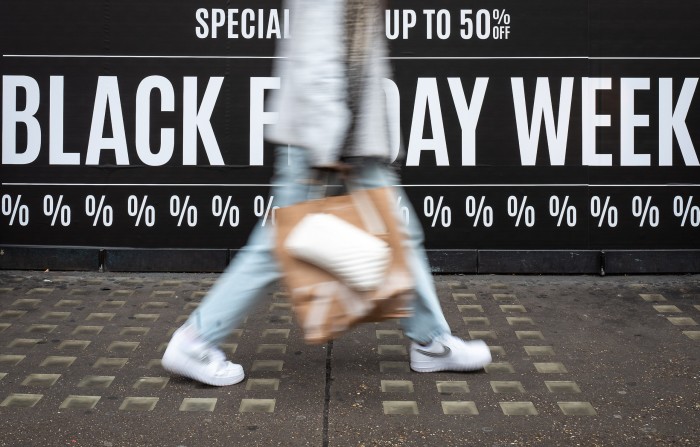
[188,146,450,345]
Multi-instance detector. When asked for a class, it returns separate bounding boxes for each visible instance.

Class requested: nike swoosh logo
[415,344,451,358]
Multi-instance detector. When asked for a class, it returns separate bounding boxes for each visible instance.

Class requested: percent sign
[212,195,240,227]
[549,196,577,227]
[85,195,113,227]
[673,196,700,227]
[43,195,71,226]
[590,196,618,228]
[424,196,452,228]
[493,9,511,24]
[632,196,659,227]
[254,195,279,226]
[465,196,493,227]
[170,195,198,227]
[507,196,535,227]
[127,195,156,227]
[396,195,410,225]
[1,194,29,226]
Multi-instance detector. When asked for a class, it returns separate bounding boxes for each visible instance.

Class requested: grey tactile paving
[0,272,697,446]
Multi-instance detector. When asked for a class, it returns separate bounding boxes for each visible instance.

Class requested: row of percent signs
[412,195,700,228]
[2,193,700,229]
[0,194,279,228]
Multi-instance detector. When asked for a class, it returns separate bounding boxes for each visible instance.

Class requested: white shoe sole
[410,345,492,373]
[162,346,245,386]
[410,357,491,373]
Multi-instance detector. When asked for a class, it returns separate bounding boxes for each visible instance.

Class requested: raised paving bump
[8,338,41,349]
[0,355,26,366]
[93,358,128,368]
[441,401,478,415]
[640,293,666,302]
[485,362,515,374]
[381,380,414,393]
[72,325,103,335]
[251,360,284,372]
[507,317,535,326]
[379,361,411,373]
[27,288,53,295]
[667,317,698,326]
[382,401,418,415]
[452,293,477,302]
[458,304,484,313]
[0,310,26,319]
[119,397,158,411]
[239,398,276,413]
[86,312,115,321]
[493,294,518,301]
[545,381,582,393]
[77,376,115,388]
[500,304,527,313]
[99,300,126,309]
[491,381,526,393]
[55,300,82,307]
[119,327,150,336]
[463,317,490,326]
[468,330,497,340]
[246,379,280,391]
[534,362,568,374]
[515,331,545,340]
[375,329,403,340]
[262,329,290,339]
[133,377,169,390]
[489,346,507,357]
[653,305,682,313]
[557,401,597,416]
[11,299,41,309]
[524,346,555,356]
[41,311,71,320]
[133,314,160,322]
[256,344,287,355]
[180,398,217,412]
[436,381,470,394]
[40,356,77,367]
[377,345,407,356]
[60,395,101,410]
[1,393,43,408]
[21,374,61,387]
[499,401,538,416]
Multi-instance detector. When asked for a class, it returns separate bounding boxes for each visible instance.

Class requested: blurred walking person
[162,0,492,386]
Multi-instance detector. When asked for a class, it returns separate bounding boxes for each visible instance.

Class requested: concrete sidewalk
[0,271,698,446]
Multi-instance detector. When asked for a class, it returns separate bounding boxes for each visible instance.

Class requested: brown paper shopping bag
[275,187,414,344]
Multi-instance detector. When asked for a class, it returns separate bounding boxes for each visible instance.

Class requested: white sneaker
[410,334,492,373]
[162,325,245,386]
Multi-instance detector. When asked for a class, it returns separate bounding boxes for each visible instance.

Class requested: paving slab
[0,271,698,446]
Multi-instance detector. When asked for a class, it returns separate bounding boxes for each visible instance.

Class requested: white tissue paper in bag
[284,213,391,291]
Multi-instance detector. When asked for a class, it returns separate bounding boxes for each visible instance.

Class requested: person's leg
[187,146,314,345]
[348,160,491,372]
[344,160,450,343]
[162,146,314,385]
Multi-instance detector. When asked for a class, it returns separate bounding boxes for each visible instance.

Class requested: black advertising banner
[1,1,699,270]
